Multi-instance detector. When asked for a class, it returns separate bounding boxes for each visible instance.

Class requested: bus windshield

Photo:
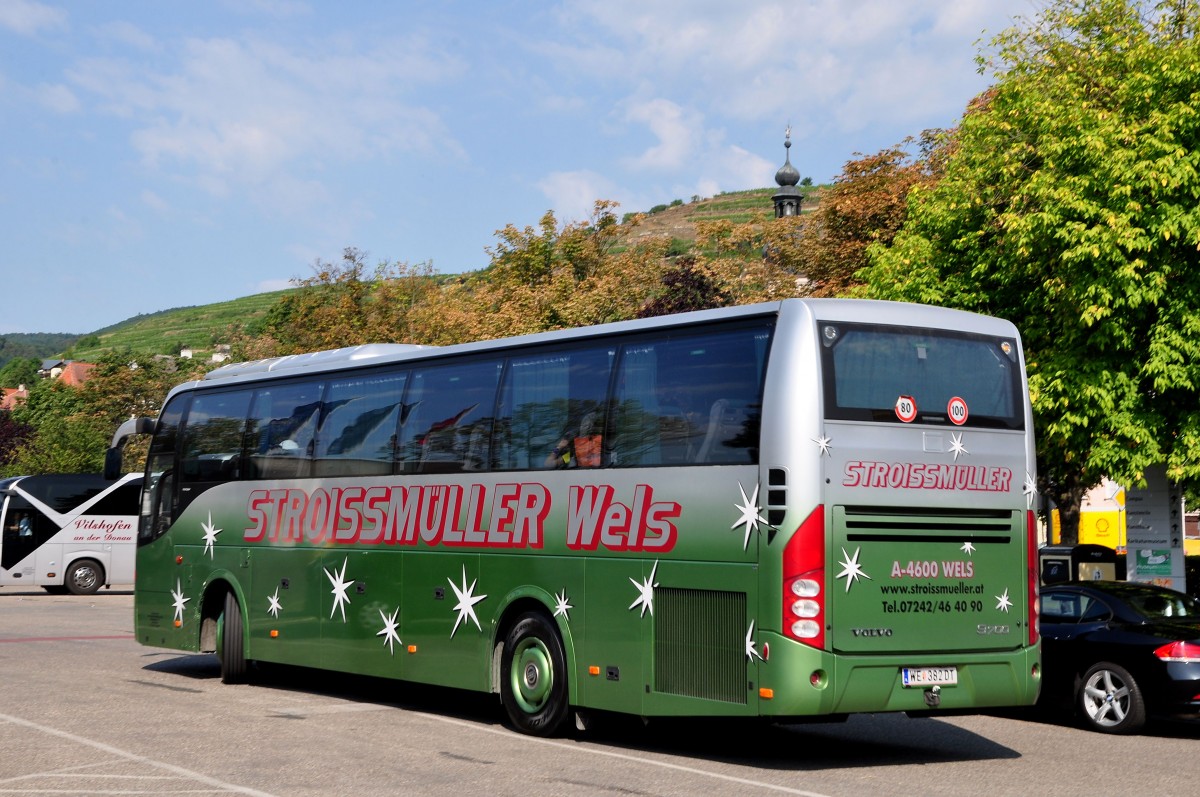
[820,322,1023,429]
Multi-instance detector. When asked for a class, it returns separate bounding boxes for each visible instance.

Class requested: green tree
[0,409,33,469]
[860,0,1200,542]
[0,357,38,389]
[2,351,207,476]
[260,248,439,354]
[4,380,105,475]
[636,256,731,318]
[799,132,947,297]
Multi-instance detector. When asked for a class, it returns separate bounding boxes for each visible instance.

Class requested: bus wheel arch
[64,558,105,595]
[200,580,248,684]
[495,602,571,736]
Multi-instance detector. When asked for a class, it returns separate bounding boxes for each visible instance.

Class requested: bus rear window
[820,323,1023,429]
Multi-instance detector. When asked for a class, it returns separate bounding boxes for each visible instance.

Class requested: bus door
[1,493,52,583]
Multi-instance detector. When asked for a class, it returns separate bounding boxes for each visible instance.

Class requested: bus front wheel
[500,611,569,736]
[216,591,247,684]
[64,559,103,595]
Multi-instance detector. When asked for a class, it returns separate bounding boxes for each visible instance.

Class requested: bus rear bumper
[756,634,1041,718]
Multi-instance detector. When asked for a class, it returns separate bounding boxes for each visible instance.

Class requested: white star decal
[745,620,763,661]
[836,547,871,592]
[267,587,282,618]
[813,435,832,457]
[732,482,768,550]
[201,512,222,559]
[995,588,1013,613]
[377,606,402,655]
[949,432,968,461]
[324,557,353,623]
[629,560,660,617]
[553,589,573,620]
[449,565,487,638]
[171,579,190,625]
[1023,473,1037,508]
[960,541,976,556]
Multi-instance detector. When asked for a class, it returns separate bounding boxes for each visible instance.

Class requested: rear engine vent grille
[841,506,1016,542]
[654,587,746,704]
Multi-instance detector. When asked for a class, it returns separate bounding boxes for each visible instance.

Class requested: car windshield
[1128,590,1200,620]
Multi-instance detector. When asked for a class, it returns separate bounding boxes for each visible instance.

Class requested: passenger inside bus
[3,511,33,538]
[544,411,603,469]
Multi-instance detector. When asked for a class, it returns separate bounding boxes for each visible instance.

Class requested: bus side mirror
[104,447,124,480]
[106,417,156,479]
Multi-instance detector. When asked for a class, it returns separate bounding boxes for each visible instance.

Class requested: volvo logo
[851,627,893,637]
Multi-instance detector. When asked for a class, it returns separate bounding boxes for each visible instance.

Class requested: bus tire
[64,559,104,595]
[500,611,569,737]
[217,591,248,684]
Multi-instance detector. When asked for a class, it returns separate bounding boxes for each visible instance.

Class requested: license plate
[902,666,958,687]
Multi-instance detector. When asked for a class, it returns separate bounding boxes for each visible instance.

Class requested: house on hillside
[1,385,28,410]
[38,359,96,386]
[179,344,230,363]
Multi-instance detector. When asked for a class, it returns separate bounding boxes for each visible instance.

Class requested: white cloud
[254,278,297,292]
[140,190,168,213]
[36,82,78,113]
[537,169,623,224]
[622,98,701,172]
[96,21,160,53]
[553,0,1015,131]
[223,0,312,18]
[0,0,66,36]
[68,33,465,199]
[703,144,776,193]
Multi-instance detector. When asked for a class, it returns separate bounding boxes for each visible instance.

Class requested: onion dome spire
[772,125,802,218]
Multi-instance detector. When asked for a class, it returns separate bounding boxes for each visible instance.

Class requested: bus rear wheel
[500,611,569,737]
[64,559,103,595]
[216,591,247,684]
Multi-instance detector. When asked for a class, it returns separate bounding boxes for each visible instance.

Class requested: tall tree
[2,351,206,476]
[859,0,1200,542]
[799,132,947,296]
[0,410,33,470]
[260,248,439,354]
[411,201,664,343]
[0,357,39,390]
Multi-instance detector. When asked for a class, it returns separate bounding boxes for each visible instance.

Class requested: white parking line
[0,712,279,797]
[408,710,834,797]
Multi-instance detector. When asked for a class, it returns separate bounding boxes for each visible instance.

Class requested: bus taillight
[783,505,825,650]
[1026,509,1039,646]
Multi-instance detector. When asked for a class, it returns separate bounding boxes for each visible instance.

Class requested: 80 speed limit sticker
[894,395,918,423]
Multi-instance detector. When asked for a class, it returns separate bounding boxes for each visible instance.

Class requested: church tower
[772,126,802,218]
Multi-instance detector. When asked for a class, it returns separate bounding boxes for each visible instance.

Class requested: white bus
[0,473,142,594]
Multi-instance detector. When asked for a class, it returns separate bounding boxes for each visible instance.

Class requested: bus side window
[144,395,187,540]
[496,345,613,470]
[247,383,322,480]
[398,360,502,474]
[611,324,767,467]
[180,390,253,509]
[313,371,407,477]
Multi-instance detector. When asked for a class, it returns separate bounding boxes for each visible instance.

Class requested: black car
[1039,580,1200,733]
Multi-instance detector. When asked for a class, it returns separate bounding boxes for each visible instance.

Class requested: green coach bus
[107,299,1041,735]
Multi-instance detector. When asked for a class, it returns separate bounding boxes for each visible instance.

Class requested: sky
[0,0,1036,335]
